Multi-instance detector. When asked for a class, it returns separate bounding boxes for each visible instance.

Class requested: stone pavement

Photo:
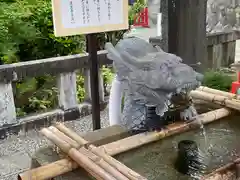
[0,108,109,180]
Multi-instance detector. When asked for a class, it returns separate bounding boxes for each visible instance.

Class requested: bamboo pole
[48,126,79,148]
[18,108,231,180]
[55,123,147,180]
[79,147,129,180]
[18,159,78,180]
[197,86,240,100]
[190,90,240,111]
[48,126,130,180]
[203,158,240,180]
[41,128,116,180]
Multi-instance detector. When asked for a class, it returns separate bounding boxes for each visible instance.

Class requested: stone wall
[147,0,240,33]
[207,0,240,33]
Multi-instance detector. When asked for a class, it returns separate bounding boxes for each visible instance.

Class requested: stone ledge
[0,51,112,82]
[0,100,108,140]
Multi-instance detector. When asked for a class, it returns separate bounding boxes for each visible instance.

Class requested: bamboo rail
[203,158,240,180]
[197,86,240,100]
[18,108,231,180]
[190,90,240,111]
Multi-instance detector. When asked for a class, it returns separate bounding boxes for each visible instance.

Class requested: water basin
[114,115,240,180]
[69,114,240,180]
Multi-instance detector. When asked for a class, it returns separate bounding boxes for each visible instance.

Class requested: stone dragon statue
[105,37,203,132]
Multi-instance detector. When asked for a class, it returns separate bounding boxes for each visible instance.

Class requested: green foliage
[15,75,58,116]
[0,0,83,116]
[0,0,148,117]
[76,75,85,103]
[28,87,58,110]
[102,66,114,85]
[97,30,127,49]
[202,70,233,92]
[16,0,85,61]
[0,0,85,63]
[128,0,146,25]
[0,0,38,63]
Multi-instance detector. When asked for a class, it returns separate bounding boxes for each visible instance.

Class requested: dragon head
[106,37,203,122]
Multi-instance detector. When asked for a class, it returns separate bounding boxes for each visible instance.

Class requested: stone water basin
[67,113,240,180]
[115,115,240,180]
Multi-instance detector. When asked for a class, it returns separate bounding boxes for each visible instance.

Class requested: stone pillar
[0,83,17,126]
[57,72,78,110]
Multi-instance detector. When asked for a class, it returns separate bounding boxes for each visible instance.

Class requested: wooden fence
[0,31,239,139]
[206,31,240,69]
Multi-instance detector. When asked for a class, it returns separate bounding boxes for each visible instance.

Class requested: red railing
[133,7,149,28]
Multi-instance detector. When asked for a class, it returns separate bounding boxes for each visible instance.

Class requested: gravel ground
[0,108,109,180]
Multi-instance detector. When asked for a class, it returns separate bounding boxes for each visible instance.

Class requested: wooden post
[87,34,101,130]
[160,0,168,52]
[167,0,207,72]
[222,41,236,67]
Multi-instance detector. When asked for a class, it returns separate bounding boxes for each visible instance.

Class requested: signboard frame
[52,0,129,37]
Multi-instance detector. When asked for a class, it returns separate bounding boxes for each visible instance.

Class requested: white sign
[52,0,129,37]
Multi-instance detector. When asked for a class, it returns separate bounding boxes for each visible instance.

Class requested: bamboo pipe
[190,90,240,111]
[18,108,231,180]
[54,123,88,145]
[18,158,78,180]
[55,123,147,180]
[79,147,129,180]
[48,126,129,180]
[100,108,231,155]
[41,128,117,180]
[203,158,240,180]
[48,126,79,148]
[197,86,240,100]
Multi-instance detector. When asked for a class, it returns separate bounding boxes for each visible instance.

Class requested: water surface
[115,115,240,180]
